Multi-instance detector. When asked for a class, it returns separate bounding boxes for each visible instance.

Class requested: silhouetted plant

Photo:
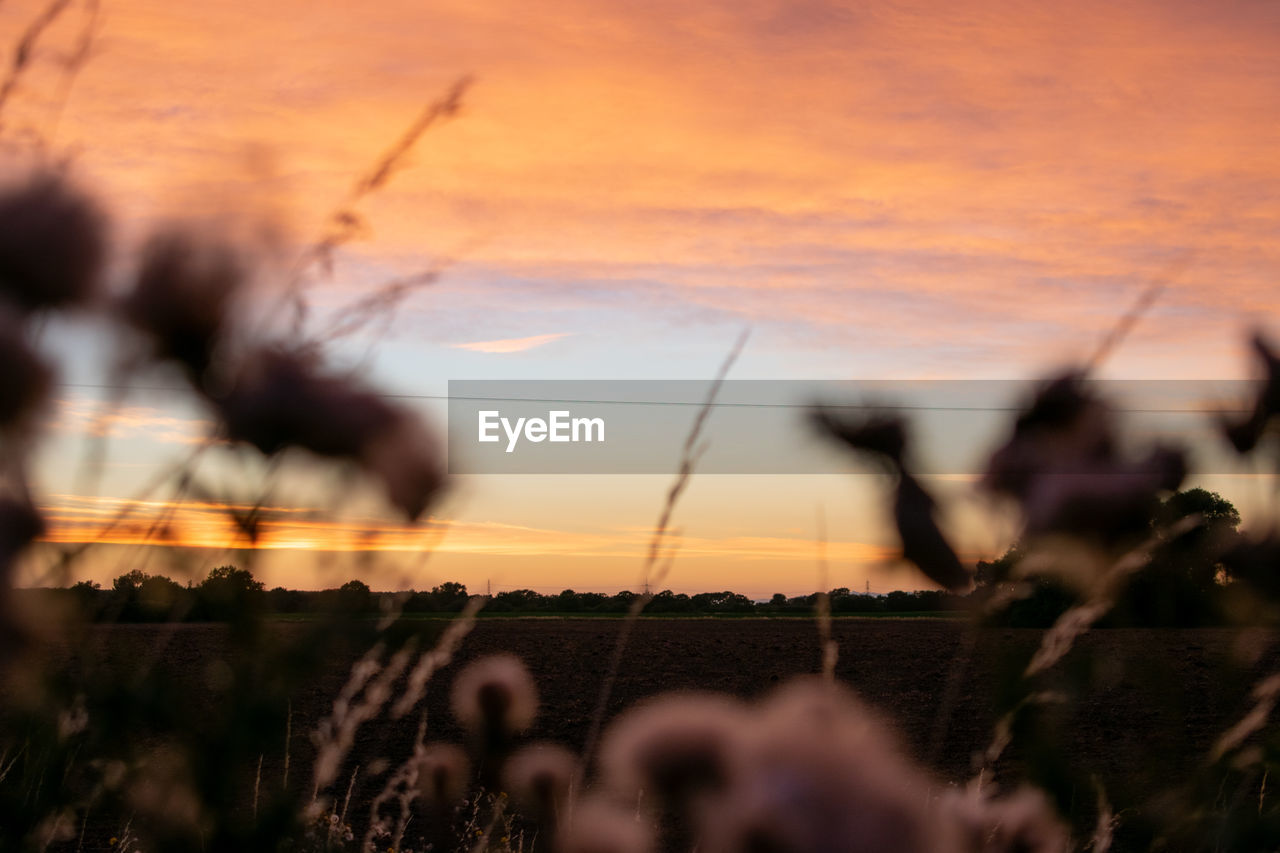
[5,6,1280,851]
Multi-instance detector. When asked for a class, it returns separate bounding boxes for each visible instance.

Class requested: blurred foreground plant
[4,5,1280,850]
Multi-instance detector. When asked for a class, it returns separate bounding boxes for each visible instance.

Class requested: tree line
[22,488,1249,625]
[23,569,960,622]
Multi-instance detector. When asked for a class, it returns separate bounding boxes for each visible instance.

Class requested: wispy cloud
[15,0,1280,593]
[49,398,211,445]
[42,0,1280,377]
[451,333,570,353]
[34,493,894,564]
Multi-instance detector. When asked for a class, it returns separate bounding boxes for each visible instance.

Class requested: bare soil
[35,618,1280,850]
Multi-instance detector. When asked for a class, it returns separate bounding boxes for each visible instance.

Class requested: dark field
[36,617,1277,850]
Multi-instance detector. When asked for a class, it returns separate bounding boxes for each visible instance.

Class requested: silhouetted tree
[649,590,694,613]
[1116,488,1242,625]
[979,489,1243,627]
[266,586,304,613]
[68,578,100,606]
[490,589,543,612]
[975,545,1024,587]
[338,579,373,613]
[428,581,469,611]
[108,570,190,621]
[690,591,754,613]
[111,569,147,595]
[555,589,583,612]
[196,565,264,621]
[1154,488,1241,584]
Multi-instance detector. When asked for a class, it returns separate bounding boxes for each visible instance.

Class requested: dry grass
[2,8,1280,852]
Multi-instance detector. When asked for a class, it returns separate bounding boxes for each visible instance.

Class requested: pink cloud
[451,333,570,353]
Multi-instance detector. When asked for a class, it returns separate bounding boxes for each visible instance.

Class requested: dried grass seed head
[360,411,446,521]
[751,678,906,760]
[1019,446,1186,545]
[215,347,399,457]
[1221,332,1280,454]
[598,693,749,805]
[809,407,907,468]
[450,653,538,738]
[0,308,51,429]
[556,797,654,853]
[502,742,578,822]
[984,370,1115,501]
[122,229,247,384]
[985,370,1187,547]
[810,407,968,590]
[894,472,970,591]
[416,742,471,806]
[0,170,107,312]
[701,678,945,853]
[980,788,1070,853]
[939,787,1069,853]
[213,347,445,518]
[0,493,43,579]
[125,742,206,834]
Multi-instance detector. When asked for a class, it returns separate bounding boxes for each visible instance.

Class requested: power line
[52,383,1252,415]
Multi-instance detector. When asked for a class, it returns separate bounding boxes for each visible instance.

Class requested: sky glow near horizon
[4,0,1280,596]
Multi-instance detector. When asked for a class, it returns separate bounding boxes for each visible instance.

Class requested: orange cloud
[7,0,1280,595]
[35,492,894,565]
[0,0,1268,381]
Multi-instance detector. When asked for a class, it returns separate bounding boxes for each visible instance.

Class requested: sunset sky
[4,0,1280,596]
